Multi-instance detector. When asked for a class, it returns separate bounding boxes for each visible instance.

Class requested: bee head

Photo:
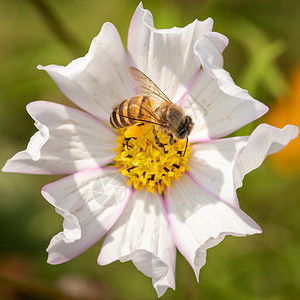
[176,116,194,139]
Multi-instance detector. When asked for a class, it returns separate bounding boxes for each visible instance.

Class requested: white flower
[2,3,298,297]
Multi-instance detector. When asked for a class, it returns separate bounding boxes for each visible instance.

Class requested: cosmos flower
[2,3,298,297]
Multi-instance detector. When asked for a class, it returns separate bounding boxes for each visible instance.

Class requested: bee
[110,67,194,156]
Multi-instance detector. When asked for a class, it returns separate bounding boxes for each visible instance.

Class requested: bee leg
[182,137,188,157]
[155,135,164,148]
[169,134,174,145]
[155,135,167,153]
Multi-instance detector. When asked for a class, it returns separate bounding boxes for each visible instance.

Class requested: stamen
[113,124,191,193]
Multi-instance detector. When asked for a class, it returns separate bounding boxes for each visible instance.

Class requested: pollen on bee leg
[124,124,143,139]
[113,124,191,194]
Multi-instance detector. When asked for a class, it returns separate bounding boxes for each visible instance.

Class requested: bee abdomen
[110,110,122,129]
[110,96,150,129]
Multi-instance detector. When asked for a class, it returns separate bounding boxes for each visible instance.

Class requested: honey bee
[110,67,194,156]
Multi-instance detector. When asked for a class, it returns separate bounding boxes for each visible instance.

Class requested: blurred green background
[0,0,299,299]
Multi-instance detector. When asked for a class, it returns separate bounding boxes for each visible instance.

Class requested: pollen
[113,124,191,194]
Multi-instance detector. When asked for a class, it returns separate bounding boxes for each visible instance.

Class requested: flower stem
[27,0,85,57]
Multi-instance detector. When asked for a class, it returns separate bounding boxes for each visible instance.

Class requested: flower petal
[2,101,117,174]
[42,167,132,265]
[38,22,134,122]
[128,3,214,102]
[186,33,269,141]
[98,189,176,297]
[189,136,248,207]
[234,124,299,188]
[165,174,261,280]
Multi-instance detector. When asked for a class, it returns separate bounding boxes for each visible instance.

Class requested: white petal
[166,174,261,280]
[189,136,248,207]
[42,167,132,264]
[98,189,176,297]
[128,3,214,102]
[234,124,299,189]
[2,101,117,174]
[186,33,269,141]
[38,22,134,122]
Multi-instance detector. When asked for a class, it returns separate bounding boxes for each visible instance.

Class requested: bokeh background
[0,0,299,299]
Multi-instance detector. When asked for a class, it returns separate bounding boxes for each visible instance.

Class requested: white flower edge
[2,101,117,175]
[98,189,176,297]
[128,2,216,103]
[42,167,132,264]
[38,22,134,123]
[165,174,262,280]
[186,32,269,141]
[20,118,49,162]
[194,33,266,106]
[188,123,298,208]
[234,123,299,189]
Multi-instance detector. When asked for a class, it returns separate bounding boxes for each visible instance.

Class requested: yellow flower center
[113,124,191,193]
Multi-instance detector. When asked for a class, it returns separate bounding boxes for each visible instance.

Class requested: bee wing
[128,67,173,107]
[134,99,166,126]
[114,96,166,128]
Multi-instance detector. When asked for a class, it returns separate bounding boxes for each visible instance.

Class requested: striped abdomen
[110,96,152,129]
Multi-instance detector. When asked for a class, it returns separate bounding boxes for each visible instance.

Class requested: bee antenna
[183,136,188,157]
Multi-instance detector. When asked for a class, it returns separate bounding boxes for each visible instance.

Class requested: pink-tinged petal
[234,124,299,189]
[2,101,116,175]
[38,23,134,123]
[189,136,248,208]
[128,3,214,103]
[165,174,261,280]
[186,33,269,141]
[42,167,132,265]
[98,189,176,297]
